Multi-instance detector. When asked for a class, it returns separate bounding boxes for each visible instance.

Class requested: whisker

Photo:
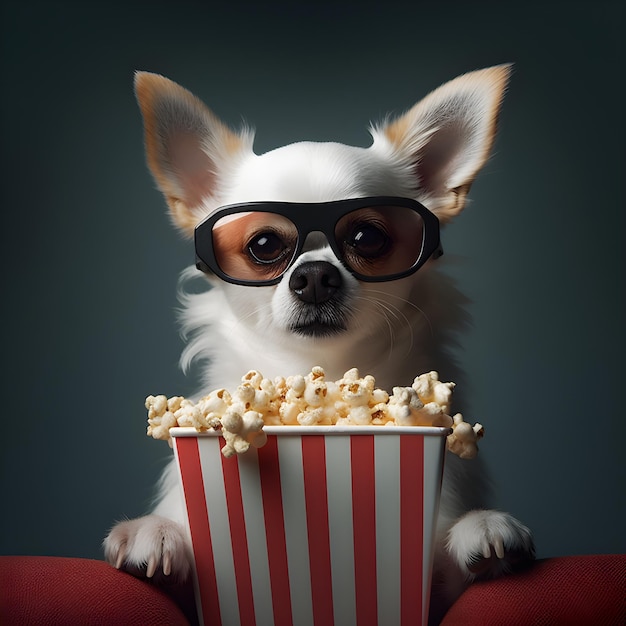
[236,300,274,327]
[365,288,435,339]
[354,294,415,362]
[375,298,414,358]
[352,297,396,363]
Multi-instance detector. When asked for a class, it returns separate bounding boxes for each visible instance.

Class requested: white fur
[104,65,534,622]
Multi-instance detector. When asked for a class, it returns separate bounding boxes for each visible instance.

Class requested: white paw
[103,514,191,581]
[446,510,534,579]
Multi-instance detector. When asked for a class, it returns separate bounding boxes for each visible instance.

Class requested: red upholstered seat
[1,554,624,625]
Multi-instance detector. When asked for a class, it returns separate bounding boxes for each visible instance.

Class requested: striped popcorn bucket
[172,425,449,626]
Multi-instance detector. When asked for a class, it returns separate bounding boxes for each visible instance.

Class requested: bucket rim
[170,425,452,438]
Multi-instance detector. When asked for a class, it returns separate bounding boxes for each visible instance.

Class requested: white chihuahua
[105,65,534,622]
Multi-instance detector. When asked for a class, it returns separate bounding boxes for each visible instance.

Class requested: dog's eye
[346,223,390,258]
[247,231,290,264]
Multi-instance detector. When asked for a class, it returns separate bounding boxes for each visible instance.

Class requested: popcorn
[336,368,391,426]
[387,386,424,425]
[412,371,455,414]
[145,395,179,441]
[342,378,376,425]
[298,367,338,425]
[145,392,225,447]
[446,413,485,460]
[146,367,485,458]
[220,409,267,458]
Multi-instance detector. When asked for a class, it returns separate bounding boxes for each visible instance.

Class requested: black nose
[289,261,343,304]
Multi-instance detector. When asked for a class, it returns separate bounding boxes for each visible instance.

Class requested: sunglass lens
[212,212,298,282]
[335,205,425,278]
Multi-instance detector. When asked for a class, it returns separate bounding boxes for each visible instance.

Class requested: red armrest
[441,554,626,626]
[0,556,196,626]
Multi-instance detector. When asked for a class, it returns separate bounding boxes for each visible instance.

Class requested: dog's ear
[375,65,511,221]
[134,72,253,236]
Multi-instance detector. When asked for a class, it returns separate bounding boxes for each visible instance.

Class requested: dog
[104,65,534,623]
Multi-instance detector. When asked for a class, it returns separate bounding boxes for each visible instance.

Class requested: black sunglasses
[195,196,443,286]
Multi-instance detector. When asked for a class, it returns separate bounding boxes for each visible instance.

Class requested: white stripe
[277,436,314,626]
[422,436,445,622]
[375,435,402,626]
[237,447,274,626]
[198,438,241,626]
[325,435,357,624]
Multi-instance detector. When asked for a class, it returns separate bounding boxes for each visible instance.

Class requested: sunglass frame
[194,196,443,286]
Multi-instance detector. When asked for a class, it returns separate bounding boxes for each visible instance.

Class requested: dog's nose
[289,261,342,304]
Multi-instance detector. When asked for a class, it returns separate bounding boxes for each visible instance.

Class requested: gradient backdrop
[1,1,623,563]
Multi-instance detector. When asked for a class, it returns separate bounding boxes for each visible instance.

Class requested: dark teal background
[1,1,624,561]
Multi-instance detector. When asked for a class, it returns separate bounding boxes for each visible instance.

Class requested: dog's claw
[162,552,172,576]
[146,555,157,578]
[482,541,491,560]
[115,546,126,570]
[494,537,505,559]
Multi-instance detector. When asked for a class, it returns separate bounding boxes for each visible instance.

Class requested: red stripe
[400,435,424,626]
[175,437,222,626]
[257,437,293,626]
[221,452,256,626]
[350,435,378,625]
[302,436,334,626]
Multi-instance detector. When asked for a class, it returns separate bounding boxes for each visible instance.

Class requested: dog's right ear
[134,72,254,237]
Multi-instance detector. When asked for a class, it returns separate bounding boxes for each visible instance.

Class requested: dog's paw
[103,514,191,581]
[446,510,535,579]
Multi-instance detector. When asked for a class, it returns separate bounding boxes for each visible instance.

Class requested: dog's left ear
[374,64,511,221]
